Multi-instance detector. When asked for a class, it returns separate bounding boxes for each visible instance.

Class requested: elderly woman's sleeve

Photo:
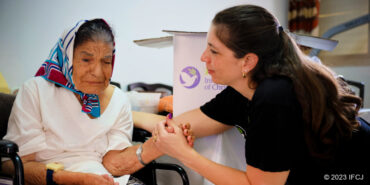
[104,95,133,154]
[3,79,47,157]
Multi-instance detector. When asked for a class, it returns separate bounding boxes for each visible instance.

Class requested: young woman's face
[72,41,113,95]
[201,24,244,85]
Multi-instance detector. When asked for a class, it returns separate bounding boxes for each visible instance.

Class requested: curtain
[289,0,320,36]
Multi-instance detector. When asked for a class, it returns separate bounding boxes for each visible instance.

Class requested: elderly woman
[2,19,166,185]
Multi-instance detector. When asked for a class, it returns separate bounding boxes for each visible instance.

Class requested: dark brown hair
[213,5,361,158]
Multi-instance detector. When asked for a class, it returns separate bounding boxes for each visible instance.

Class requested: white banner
[156,32,246,185]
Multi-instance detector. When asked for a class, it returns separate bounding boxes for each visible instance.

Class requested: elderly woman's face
[72,41,114,95]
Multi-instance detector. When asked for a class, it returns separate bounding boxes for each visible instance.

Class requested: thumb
[165,119,181,133]
[157,120,169,136]
[165,124,175,133]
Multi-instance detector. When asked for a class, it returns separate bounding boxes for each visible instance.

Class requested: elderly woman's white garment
[4,77,133,185]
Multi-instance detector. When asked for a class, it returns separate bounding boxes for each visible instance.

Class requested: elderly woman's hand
[153,119,195,159]
[80,173,118,185]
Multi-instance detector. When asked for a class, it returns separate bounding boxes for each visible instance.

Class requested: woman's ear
[242,53,258,73]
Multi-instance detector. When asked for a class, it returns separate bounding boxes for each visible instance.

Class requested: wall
[0,0,287,93]
[318,0,370,108]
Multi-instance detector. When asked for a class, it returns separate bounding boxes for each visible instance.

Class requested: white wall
[0,0,288,92]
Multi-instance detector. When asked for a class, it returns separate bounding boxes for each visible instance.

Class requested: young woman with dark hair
[135,5,370,185]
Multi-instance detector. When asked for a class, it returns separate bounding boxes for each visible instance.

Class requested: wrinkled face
[200,24,244,85]
[72,41,114,95]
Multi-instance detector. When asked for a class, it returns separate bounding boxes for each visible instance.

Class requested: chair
[131,158,189,185]
[125,82,187,185]
[337,75,365,107]
[344,79,365,106]
[0,93,24,185]
[127,82,173,116]
[127,82,173,98]
[0,92,188,185]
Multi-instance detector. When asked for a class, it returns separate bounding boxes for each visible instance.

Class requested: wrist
[46,162,64,185]
[136,144,148,166]
[178,147,197,167]
[53,170,68,185]
[54,170,83,185]
[141,137,163,163]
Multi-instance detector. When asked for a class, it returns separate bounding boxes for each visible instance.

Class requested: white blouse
[4,77,133,184]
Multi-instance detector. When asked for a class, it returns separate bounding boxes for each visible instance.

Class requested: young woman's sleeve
[200,86,248,126]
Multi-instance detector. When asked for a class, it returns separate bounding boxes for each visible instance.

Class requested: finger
[155,127,160,136]
[185,129,192,136]
[161,119,174,133]
[153,135,157,143]
[151,125,156,135]
[153,124,161,143]
[166,125,175,133]
[107,174,114,182]
[183,129,188,136]
[182,123,190,130]
[101,174,110,179]
[188,135,195,144]
[188,129,193,136]
[155,120,165,135]
[101,174,113,182]
[168,121,183,134]
[166,113,173,119]
[157,119,168,136]
[152,121,159,134]
[185,122,190,129]
[108,176,114,184]
[109,178,115,184]
[152,128,157,142]
[187,135,192,143]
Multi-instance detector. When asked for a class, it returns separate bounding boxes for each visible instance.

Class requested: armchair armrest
[0,139,19,155]
[132,161,189,185]
[152,162,189,185]
[0,139,24,185]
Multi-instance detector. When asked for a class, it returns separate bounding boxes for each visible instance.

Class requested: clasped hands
[152,114,195,158]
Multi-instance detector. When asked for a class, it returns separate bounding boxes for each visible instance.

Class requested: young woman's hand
[153,119,194,159]
[158,113,195,147]
[179,122,195,147]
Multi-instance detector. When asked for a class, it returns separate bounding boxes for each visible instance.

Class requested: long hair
[213,5,362,158]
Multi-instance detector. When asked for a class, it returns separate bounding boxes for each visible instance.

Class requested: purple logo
[179,66,201,89]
